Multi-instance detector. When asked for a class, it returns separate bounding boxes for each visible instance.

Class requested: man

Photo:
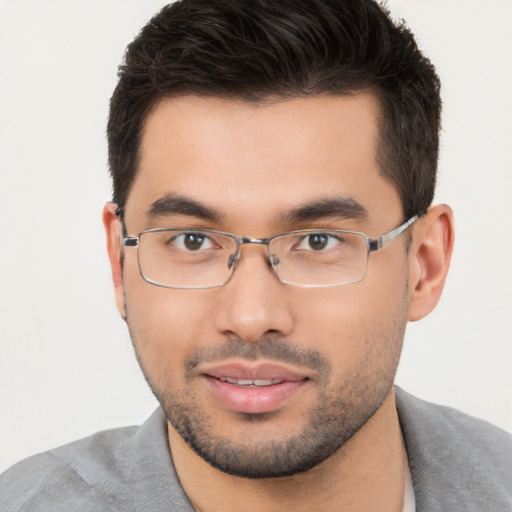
[1,0,510,510]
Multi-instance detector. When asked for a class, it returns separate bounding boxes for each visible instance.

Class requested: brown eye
[308,234,329,250]
[168,232,214,251]
[294,233,342,252]
[183,233,207,250]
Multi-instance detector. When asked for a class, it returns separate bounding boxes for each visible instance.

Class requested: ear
[408,204,455,322]
[103,202,126,320]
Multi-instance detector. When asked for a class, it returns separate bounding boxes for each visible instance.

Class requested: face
[117,94,410,478]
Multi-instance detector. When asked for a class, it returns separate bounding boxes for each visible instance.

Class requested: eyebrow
[147,193,222,221]
[281,196,368,224]
[146,193,367,226]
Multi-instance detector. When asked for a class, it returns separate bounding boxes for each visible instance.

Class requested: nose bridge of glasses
[240,236,269,246]
[228,236,276,270]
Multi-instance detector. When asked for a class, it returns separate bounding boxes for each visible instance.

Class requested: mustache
[185,337,332,380]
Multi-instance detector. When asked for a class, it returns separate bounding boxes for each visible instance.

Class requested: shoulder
[395,387,512,510]
[1,409,194,512]
[395,386,512,455]
[0,425,139,512]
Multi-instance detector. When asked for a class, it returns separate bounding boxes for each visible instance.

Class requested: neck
[168,390,406,512]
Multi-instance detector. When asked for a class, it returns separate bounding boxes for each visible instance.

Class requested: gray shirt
[1,387,511,511]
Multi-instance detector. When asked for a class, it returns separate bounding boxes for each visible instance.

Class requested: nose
[213,245,294,342]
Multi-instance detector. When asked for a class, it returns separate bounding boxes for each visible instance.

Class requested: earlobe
[408,204,455,322]
[102,203,127,320]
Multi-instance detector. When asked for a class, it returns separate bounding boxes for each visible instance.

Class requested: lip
[200,361,310,414]
[202,362,310,382]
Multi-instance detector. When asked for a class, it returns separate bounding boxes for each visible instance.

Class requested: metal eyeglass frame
[116,208,421,289]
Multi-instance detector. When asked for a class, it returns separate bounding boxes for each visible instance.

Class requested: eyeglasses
[119,215,419,289]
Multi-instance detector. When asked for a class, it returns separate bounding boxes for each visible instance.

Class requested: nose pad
[266,253,281,282]
[228,251,275,269]
[227,253,238,269]
[227,247,279,280]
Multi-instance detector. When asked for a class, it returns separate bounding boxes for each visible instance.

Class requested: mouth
[200,362,310,414]
[218,377,285,387]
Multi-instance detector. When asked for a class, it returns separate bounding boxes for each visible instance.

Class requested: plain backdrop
[0,0,511,474]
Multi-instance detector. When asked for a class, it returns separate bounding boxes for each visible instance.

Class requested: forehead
[127,94,401,231]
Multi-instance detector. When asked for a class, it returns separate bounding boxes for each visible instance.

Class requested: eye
[171,232,215,251]
[297,233,341,251]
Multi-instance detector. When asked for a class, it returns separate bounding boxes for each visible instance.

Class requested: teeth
[219,377,283,387]
[223,377,240,385]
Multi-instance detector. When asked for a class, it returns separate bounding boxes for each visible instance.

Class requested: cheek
[122,261,216,372]
[294,252,409,361]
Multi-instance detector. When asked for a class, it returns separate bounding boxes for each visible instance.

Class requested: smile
[218,377,284,387]
[199,362,311,414]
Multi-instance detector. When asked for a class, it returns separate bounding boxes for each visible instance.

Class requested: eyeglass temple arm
[115,206,423,251]
[368,214,421,251]
[114,207,132,243]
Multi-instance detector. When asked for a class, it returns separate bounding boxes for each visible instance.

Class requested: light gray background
[1,0,511,473]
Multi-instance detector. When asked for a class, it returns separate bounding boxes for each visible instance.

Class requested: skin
[104,93,454,511]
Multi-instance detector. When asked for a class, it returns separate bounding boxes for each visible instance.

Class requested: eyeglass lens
[136,229,369,289]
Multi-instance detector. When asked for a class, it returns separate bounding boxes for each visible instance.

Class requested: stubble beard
[128,311,407,479]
